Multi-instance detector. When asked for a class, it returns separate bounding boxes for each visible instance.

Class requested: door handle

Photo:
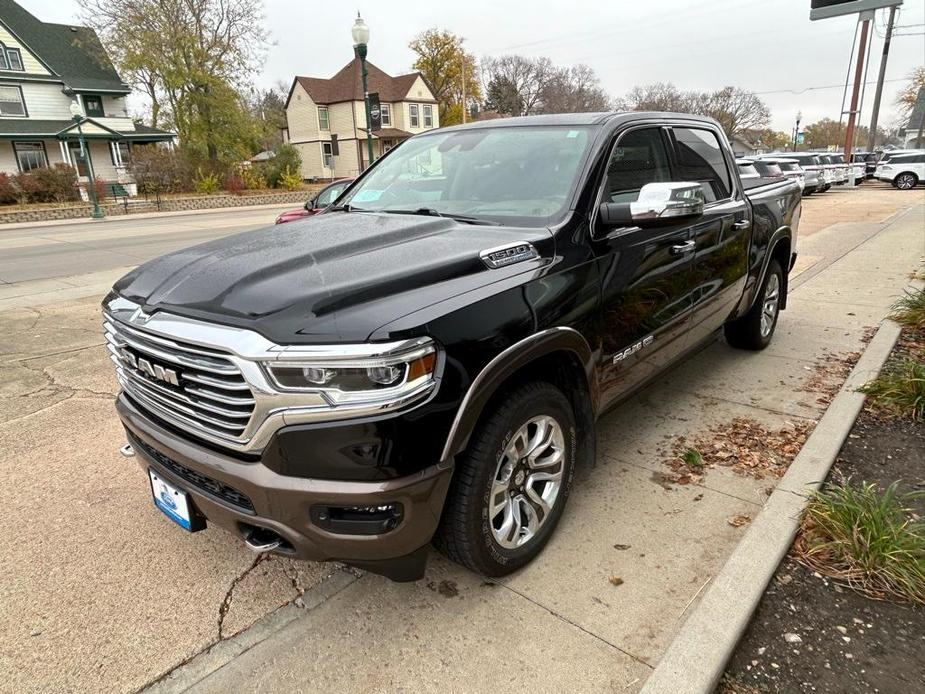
[670,240,696,255]
[733,220,751,230]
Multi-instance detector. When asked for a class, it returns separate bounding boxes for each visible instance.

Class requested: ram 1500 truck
[104,112,801,581]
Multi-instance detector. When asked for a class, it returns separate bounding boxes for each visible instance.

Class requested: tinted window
[777,162,799,172]
[673,128,732,202]
[753,161,782,177]
[604,128,672,203]
[890,154,924,164]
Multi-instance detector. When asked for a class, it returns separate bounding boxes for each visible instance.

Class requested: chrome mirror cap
[630,182,705,220]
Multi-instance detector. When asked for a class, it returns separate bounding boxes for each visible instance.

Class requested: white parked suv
[876,152,925,190]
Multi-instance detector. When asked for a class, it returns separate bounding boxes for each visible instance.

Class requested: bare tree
[616,82,691,112]
[539,64,611,114]
[481,55,554,116]
[701,87,770,139]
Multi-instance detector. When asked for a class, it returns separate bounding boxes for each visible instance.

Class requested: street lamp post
[792,111,802,152]
[351,13,375,170]
[69,100,104,219]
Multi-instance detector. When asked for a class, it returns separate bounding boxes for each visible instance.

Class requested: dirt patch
[660,417,814,486]
[720,326,925,693]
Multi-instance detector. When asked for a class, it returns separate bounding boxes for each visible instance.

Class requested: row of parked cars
[736,149,924,198]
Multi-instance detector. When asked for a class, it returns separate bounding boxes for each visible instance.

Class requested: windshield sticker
[352,189,383,202]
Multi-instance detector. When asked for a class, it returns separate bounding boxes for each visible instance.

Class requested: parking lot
[0,185,922,693]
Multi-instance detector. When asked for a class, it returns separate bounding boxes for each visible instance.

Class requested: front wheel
[896,173,918,190]
[724,259,783,351]
[434,381,577,576]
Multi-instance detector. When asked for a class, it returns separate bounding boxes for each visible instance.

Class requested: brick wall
[0,189,323,225]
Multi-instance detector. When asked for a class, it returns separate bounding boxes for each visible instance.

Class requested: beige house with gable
[284,56,439,180]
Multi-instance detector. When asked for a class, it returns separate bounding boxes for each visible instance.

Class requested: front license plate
[149,469,200,531]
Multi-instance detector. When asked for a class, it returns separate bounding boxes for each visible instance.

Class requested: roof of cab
[433,111,722,133]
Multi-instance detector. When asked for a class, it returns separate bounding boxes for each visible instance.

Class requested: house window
[0,85,26,116]
[322,141,333,168]
[409,104,419,128]
[13,142,47,172]
[1,46,23,71]
[83,95,105,117]
[423,105,433,128]
[380,103,391,127]
[318,106,329,130]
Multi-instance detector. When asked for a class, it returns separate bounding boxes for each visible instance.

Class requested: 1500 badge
[612,335,654,364]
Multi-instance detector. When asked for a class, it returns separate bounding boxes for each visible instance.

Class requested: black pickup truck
[104,112,801,580]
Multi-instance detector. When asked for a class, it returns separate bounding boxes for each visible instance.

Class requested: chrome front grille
[104,316,256,444]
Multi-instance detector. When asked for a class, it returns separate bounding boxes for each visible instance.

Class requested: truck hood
[112,211,553,343]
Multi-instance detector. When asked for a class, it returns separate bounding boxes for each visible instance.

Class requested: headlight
[265,338,438,406]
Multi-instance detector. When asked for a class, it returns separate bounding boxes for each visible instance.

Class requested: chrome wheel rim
[489,415,565,549]
[760,273,780,338]
[897,174,915,190]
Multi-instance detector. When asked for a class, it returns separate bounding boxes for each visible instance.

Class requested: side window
[316,183,345,207]
[673,127,732,203]
[604,128,672,203]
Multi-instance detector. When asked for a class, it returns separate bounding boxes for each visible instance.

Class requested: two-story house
[0,0,174,192]
[285,55,439,180]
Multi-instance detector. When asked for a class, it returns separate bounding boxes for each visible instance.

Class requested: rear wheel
[724,259,783,351]
[896,173,918,190]
[434,381,577,576]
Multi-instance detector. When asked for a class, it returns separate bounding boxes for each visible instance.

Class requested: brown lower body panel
[116,394,453,579]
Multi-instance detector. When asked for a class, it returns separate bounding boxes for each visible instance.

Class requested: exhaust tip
[243,526,284,553]
[119,443,135,457]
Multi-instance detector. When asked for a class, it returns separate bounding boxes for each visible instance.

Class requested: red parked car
[275,178,354,224]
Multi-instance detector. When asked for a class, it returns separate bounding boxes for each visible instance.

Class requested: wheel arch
[440,327,597,468]
[748,226,793,313]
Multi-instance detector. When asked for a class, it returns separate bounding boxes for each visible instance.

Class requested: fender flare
[440,327,595,462]
[747,226,793,313]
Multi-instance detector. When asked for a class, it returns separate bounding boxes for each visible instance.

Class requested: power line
[752,77,907,96]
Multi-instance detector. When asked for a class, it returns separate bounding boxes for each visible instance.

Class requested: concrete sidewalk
[147,201,924,693]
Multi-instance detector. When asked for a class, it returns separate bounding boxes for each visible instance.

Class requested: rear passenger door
[669,127,750,345]
[593,126,700,407]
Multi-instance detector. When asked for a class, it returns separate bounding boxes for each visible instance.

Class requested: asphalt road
[0,204,293,285]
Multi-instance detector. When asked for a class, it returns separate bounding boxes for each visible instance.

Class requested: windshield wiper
[381,208,498,225]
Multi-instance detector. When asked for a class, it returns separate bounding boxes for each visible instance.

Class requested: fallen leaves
[662,417,814,484]
[609,576,624,587]
[728,514,752,528]
[799,349,862,406]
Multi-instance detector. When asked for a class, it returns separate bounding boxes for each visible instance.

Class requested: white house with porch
[0,0,174,195]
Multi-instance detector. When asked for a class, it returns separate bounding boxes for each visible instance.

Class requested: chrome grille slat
[181,371,252,391]
[105,314,255,443]
[105,330,239,375]
[117,370,247,433]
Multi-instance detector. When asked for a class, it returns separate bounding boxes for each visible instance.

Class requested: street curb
[639,318,903,694]
[143,568,359,693]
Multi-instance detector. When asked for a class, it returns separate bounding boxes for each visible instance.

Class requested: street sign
[810,0,902,21]
[796,132,805,145]
[368,92,382,131]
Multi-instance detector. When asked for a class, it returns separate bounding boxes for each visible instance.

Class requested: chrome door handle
[733,220,751,230]
[670,240,696,255]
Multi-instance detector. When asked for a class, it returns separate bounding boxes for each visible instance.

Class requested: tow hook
[119,443,135,457]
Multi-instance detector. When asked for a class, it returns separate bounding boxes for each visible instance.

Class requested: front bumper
[117,394,453,580]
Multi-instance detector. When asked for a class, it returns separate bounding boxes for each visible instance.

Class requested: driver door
[592,126,699,408]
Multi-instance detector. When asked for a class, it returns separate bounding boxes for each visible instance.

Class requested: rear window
[777,162,799,172]
[737,162,758,177]
[673,127,733,202]
[753,161,783,177]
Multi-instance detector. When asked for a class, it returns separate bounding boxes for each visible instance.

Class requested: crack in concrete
[217,554,270,640]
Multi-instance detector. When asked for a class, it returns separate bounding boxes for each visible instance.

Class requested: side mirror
[304,199,316,211]
[598,182,705,228]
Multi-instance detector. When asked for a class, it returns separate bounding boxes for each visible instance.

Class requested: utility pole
[867,5,897,150]
[842,16,871,158]
[461,54,467,124]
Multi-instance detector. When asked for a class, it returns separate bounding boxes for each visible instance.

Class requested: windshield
[339,125,594,226]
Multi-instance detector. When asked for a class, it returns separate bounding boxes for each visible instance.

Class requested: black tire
[724,258,784,351]
[433,381,577,576]
[896,173,918,190]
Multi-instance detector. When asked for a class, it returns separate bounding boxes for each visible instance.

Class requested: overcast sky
[20,0,925,132]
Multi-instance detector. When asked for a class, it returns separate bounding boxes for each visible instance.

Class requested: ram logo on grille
[121,348,180,386]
